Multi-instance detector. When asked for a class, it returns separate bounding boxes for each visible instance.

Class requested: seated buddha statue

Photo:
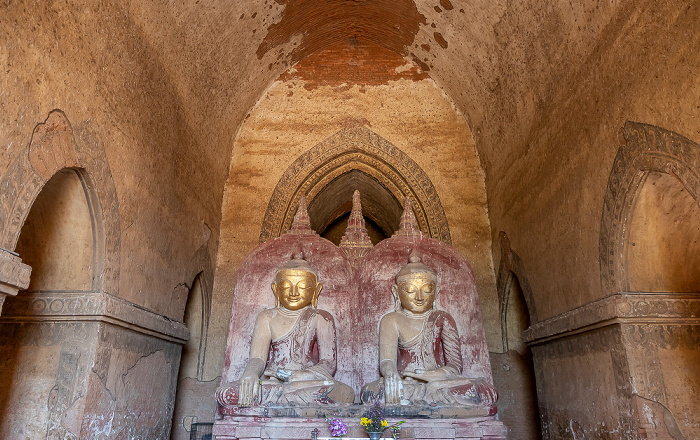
[361,252,498,407]
[216,253,355,407]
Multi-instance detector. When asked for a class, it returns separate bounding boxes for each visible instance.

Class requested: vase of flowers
[361,401,387,439]
[325,412,348,438]
[360,401,404,439]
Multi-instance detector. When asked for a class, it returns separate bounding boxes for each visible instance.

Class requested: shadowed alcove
[309,170,400,245]
[14,168,99,292]
[626,171,700,292]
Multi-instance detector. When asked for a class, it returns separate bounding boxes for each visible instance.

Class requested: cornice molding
[523,292,700,345]
[0,290,189,344]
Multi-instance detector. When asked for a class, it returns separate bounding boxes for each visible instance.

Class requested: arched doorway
[258,126,452,245]
[597,121,700,438]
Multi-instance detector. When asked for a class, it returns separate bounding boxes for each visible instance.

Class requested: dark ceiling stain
[257,0,427,64]
[434,32,448,49]
[279,40,429,89]
[440,0,453,10]
[411,54,430,72]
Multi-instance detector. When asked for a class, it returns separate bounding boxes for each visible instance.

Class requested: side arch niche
[14,168,102,293]
[258,127,451,244]
[599,122,699,294]
[626,172,700,292]
[0,110,121,295]
[0,165,106,438]
[493,231,542,440]
[0,112,121,439]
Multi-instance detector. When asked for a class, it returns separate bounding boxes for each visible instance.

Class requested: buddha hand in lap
[361,252,497,407]
[217,253,355,408]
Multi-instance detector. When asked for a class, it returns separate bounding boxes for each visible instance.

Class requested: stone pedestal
[213,416,506,440]
[524,292,700,439]
[0,290,188,438]
[214,405,505,440]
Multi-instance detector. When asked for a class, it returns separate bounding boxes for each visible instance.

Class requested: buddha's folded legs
[360,377,497,407]
[217,378,354,408]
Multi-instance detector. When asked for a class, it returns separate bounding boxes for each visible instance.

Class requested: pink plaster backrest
[356,235,493,390]
[221,232,359,393]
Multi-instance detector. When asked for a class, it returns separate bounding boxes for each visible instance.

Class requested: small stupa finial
[393,196,421,237]
[339,190,373,265]
[287,195,316,235]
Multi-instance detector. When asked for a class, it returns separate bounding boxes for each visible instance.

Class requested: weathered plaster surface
[1,5,221,319]
[0,289,187,439]
[483,1,700,320]
[525,293,700,438]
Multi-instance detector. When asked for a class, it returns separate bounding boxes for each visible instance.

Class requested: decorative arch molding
[599,122,699,295]
[0,110,121,295]
[259,127,451,244]
[497,231,538,350]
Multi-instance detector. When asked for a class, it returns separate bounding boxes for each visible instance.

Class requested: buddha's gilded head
[272,252,322,310]
[392,250,438,314]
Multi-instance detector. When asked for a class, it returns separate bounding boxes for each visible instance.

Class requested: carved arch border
[0,110,121,295]
[599,122,699,295]
[259,127,451,244]
[497,232,538,350]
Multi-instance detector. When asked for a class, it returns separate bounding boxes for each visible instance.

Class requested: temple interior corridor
[0,1,698,439]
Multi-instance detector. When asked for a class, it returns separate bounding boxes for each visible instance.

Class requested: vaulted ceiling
[123,0,690,188]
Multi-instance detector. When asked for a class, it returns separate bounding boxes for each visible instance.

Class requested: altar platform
[212,415,506,440]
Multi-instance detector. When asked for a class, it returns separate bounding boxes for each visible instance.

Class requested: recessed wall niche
[627,171,700,292]
[15,168,97,292]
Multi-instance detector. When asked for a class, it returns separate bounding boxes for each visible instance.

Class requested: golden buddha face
[393,272,437,314]
[272,269,322,310]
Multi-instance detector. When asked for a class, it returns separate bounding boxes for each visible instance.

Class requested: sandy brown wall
[483,5,700,436]
[468,1,700,320]
[1,1,223,318]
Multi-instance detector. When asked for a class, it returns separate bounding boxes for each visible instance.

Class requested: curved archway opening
[495,272,542,440]
[503,275,531,355]
[308,169,400,245]
[627,171,700,292]
[258,127,451,244]
[171,272,219,440]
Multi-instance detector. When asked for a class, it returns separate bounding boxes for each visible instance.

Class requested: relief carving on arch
[599,122,699,295]
[496,231,538,350]
[259,127,451,244]
[0,110,121,295]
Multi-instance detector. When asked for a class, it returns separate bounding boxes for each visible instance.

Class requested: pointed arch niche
[14,168,102,292]
[259,127,451,244]
[0,110,121,297]
[600,122,700,294]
